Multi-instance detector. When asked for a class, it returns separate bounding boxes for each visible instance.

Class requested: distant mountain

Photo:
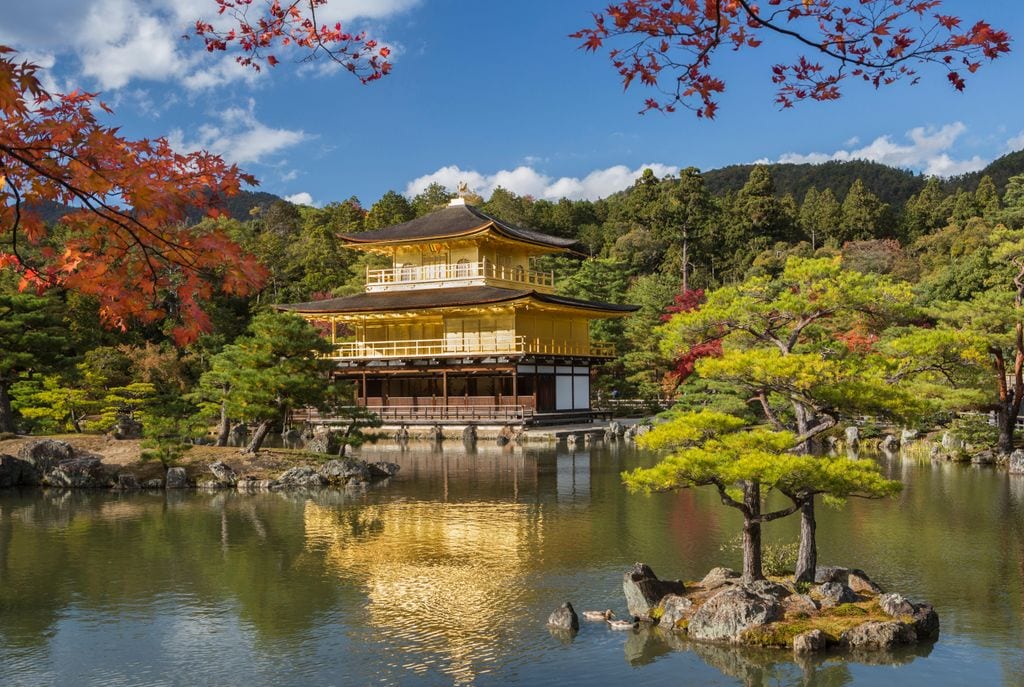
[700,152,1024,207]
[30,189,284,227]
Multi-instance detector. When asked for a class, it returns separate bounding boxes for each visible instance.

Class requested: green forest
[6,153,1024,454]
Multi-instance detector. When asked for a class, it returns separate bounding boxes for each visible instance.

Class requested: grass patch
[741,599,892,648]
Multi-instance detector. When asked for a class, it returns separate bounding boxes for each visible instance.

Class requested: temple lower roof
[276,285,639,316]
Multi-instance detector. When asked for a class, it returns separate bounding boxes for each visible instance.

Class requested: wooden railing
[366,261,554,289]
[297,405,532,424]
[327,335,615,360]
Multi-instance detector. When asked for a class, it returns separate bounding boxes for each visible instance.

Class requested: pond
[0,442,1021,686]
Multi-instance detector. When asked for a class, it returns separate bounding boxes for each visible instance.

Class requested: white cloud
[767,122,986,177]
[1005,131,1024,153]
[405,163,680,201]
[168,98,307,164]
[285,192,315,206]
[0,0,418,92]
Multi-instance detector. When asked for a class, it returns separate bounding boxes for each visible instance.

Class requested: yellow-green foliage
[638,409,748,451]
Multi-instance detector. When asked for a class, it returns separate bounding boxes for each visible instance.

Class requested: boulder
[845,426,860,448]
[43,457,107,488]
[623,563,686,619]
[910,602,940,641]
[208,461,238,486]
[699,567,740,590]
[839,621,916,650]
[656,594,693,631]
[394,425,410,442]
[878,592,915,618]
[144,479,164,489]
[319,458,371,484]
[165,467,188,489]
[547,602,579,632]
[462,425,477,445]
[688,586,782,642]
[368,461,400,479]
[782,593,819,616]
[237,478,276,491]
[110,415,143,439]
[605,421,623,440]
[847,569,883,595]
[972,451,996,465]
[880,434,900,452]
[0,454,39,487]
[18,439,74,473]
[792,629,827,653]
[817,582,859,608]
[429,424,444,442]
[900,429,920,443]
[941,432,963,453]
[1008,449,1024,474]
[115,474,141,490]
[565,433,581,449]
[813,566,849,584]
[744,580,792,601]
[276,466,327,488]
[305,433,337,455]
[497,425,515,447]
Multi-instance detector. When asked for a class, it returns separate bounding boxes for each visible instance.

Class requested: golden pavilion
[280,197,637,424]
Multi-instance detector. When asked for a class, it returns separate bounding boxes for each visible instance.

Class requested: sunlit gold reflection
[305,500,543,684]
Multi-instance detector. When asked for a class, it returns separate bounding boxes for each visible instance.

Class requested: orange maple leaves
[0,48,268,346]
[193,0,392,82]
[572,0,1011,116]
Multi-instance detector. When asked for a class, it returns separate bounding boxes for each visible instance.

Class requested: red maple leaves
[0,48,268,345]
[193,0,392,83]
[662,288,722,381]
[572,1,1010,116]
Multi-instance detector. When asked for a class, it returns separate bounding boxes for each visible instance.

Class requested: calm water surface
[0,443,1022,686]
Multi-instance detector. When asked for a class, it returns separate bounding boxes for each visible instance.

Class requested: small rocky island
[551,562,938,655]
[0,438,398,491]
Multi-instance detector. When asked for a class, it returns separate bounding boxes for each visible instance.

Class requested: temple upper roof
[340,201,580,252]
[277,285,638,317]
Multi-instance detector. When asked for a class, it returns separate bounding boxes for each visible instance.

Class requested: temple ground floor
[332,356,599,425]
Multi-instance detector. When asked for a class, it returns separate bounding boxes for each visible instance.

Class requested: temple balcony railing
[365,261,555,292]
[325,335,615,360]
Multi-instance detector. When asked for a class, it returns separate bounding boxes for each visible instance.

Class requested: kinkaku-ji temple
[279,197,638,425]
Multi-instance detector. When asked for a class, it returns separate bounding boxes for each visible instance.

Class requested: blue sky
[4,0,1024,207]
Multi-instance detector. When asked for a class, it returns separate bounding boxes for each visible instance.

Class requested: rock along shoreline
[0,439,399,492]
[550,562,938,655]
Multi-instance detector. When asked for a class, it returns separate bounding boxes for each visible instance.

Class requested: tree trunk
[997,404,1015,455]
[794,496,817,583]
[0,382,14,434]
[741,481,764,583]
[215,401,231,447]
[242,419,273,455]
[681,235,689,293]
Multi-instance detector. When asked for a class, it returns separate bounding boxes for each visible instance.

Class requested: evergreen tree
[798,187,841,248]
[840,179,888,242]
[411,183,455,216]
[365,190,414,229]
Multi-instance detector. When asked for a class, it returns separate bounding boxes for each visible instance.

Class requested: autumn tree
[573,1,1010,116]
[0,48,268,345]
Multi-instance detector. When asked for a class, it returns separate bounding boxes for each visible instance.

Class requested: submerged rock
[319,458,371,484]
[547,602,579,632]
[688,586,782,642]
[0,454,39,487]
[368,461,400,479]
[276,466,327,488]
[115,474,141,490]
[1009,449,1024,474]
[144,478,164,490]
[840,621,916,650]
[623,562,686,619]
[165,467,188,489]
